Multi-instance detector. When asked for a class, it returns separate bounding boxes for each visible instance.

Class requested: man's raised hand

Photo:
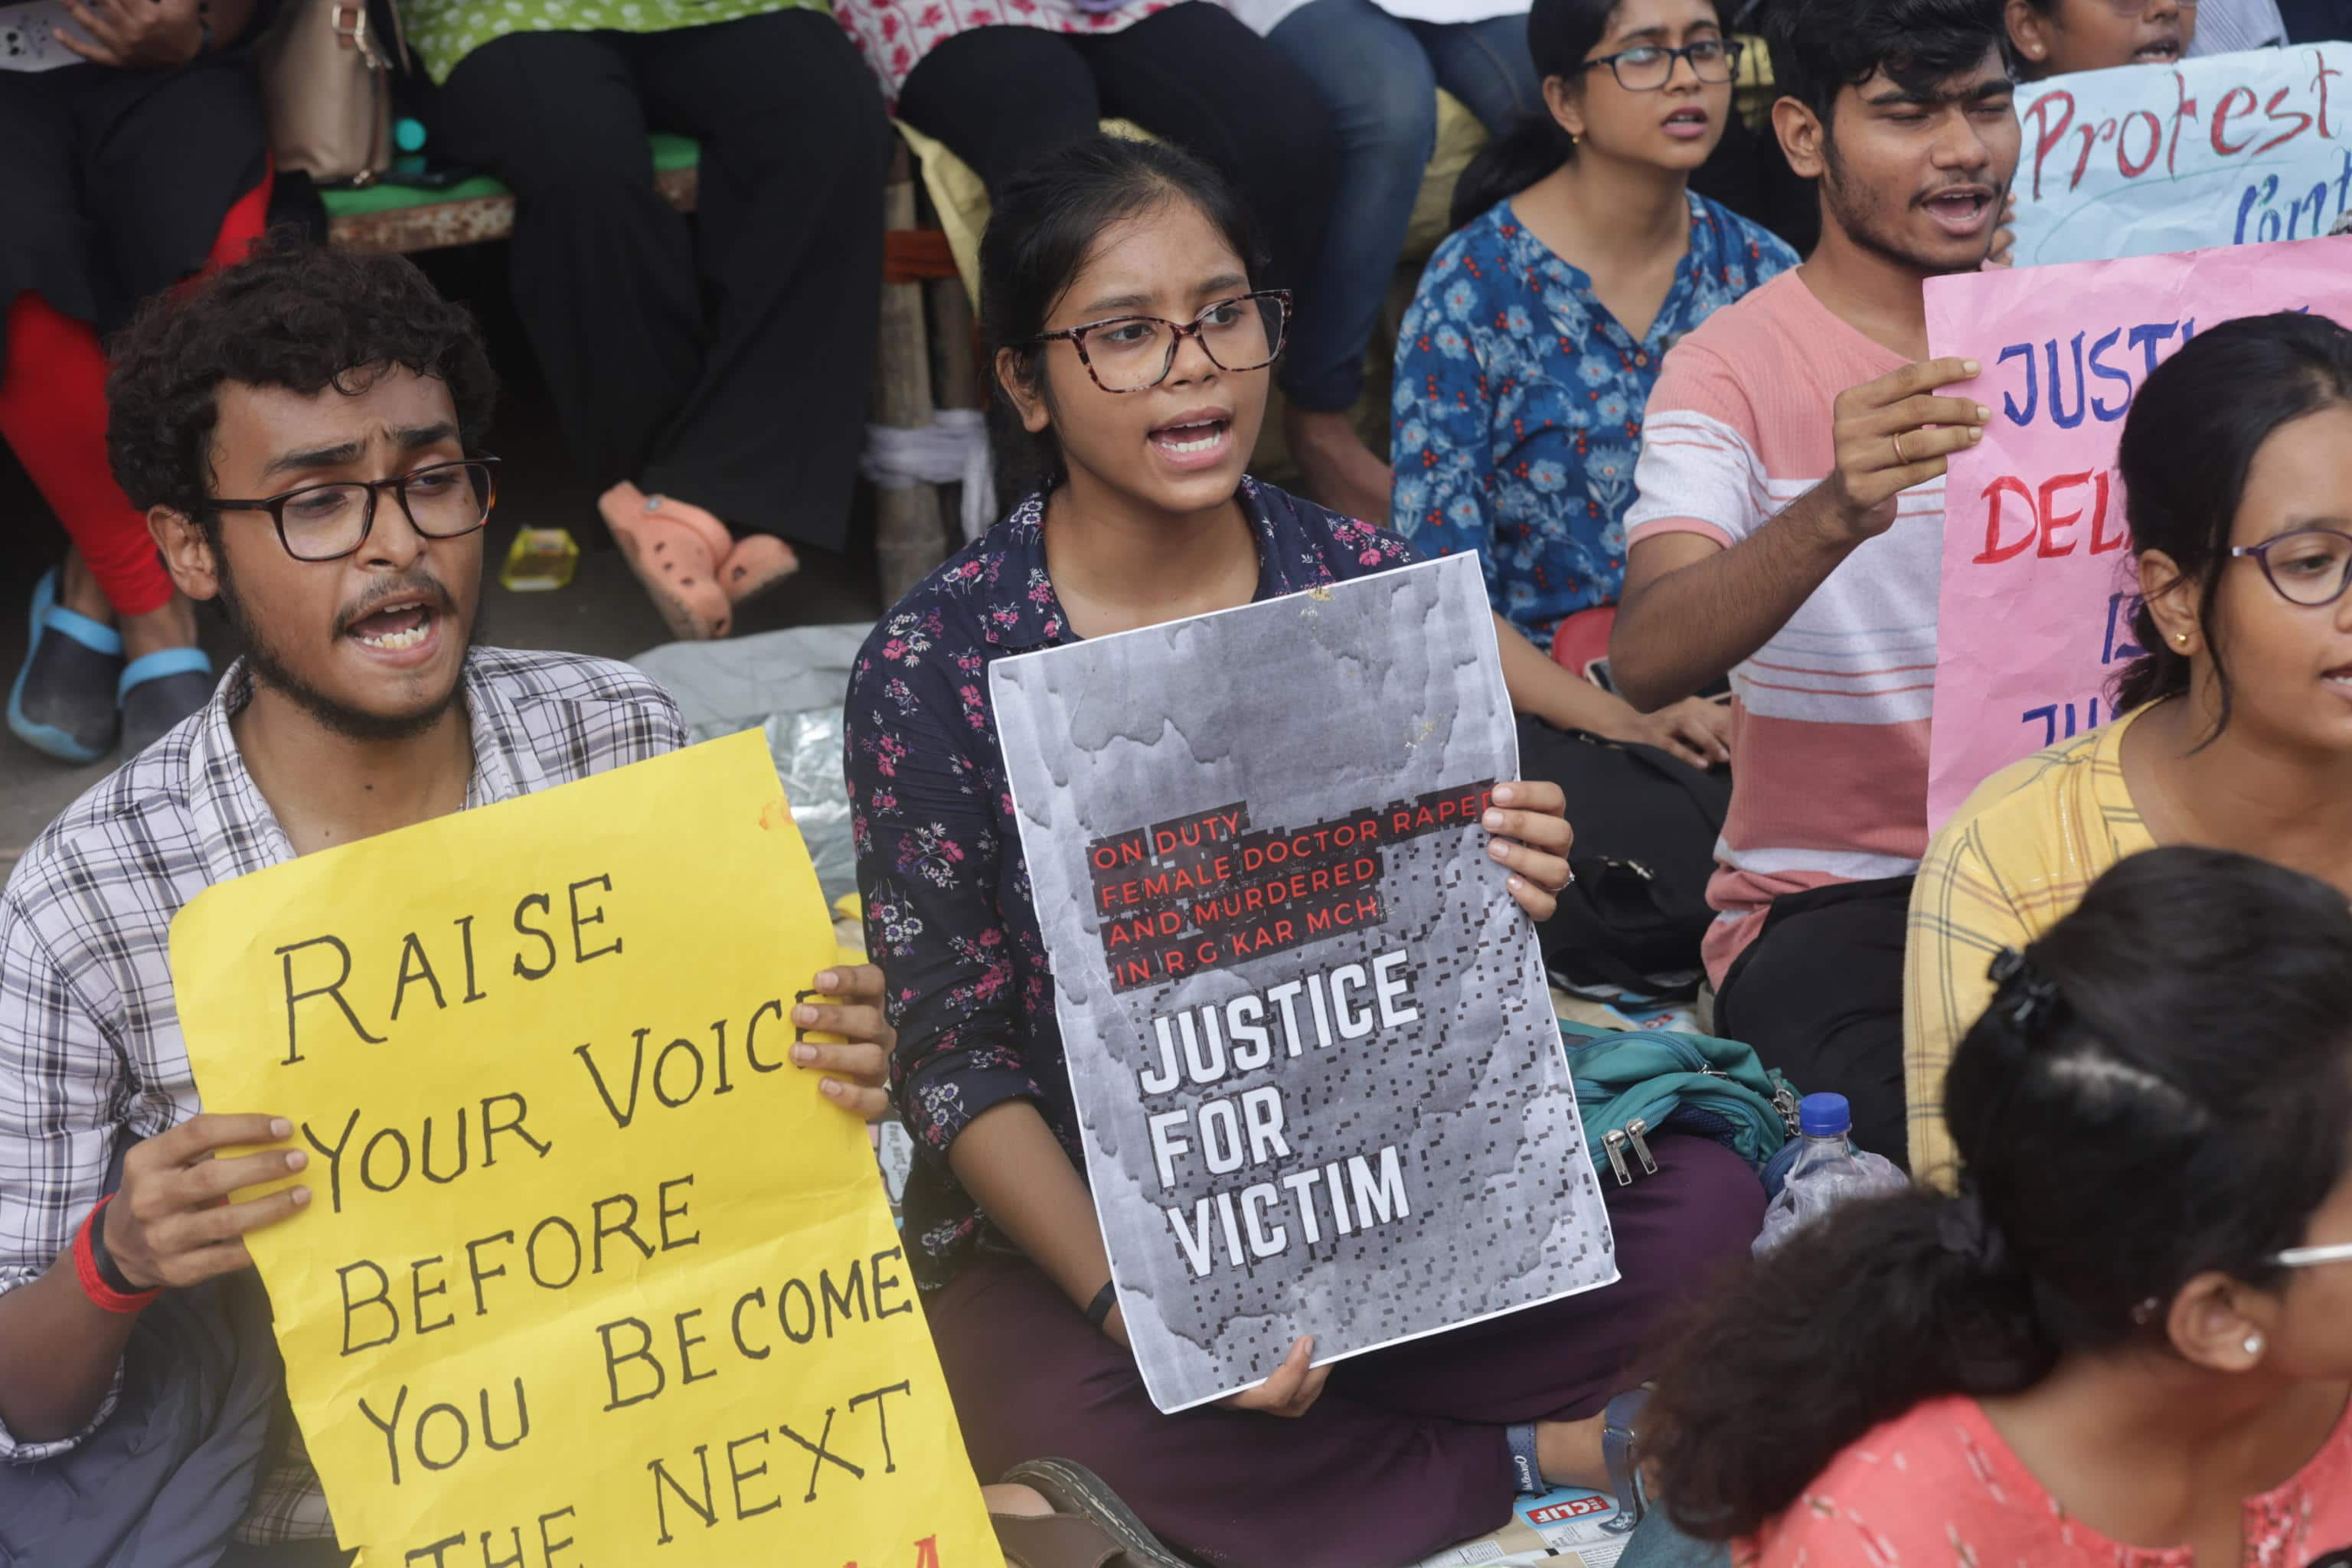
[1824,358,1990,541]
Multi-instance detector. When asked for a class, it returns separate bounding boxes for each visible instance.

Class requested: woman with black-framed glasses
[1393,0,1792,750]
[1906,312,2352,1181]
[846,135,1770,1567]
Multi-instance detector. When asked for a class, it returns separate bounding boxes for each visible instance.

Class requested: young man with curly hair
[0,237,895,1565]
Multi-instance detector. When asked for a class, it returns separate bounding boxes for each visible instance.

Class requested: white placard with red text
[2012,45,2352,266]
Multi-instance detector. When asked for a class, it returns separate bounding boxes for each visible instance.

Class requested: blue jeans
[1268,0,1542,411]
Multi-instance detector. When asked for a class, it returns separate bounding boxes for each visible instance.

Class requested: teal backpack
[1560,1021,1802,1187]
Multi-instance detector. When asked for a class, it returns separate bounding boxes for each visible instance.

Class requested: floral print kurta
[1390,191,1795,647]
[847,479,1416,1289]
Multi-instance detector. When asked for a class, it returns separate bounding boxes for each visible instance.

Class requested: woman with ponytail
[1658,846,2352,1562]
[1905,310,2352,1179]
[1390,0,1794,677]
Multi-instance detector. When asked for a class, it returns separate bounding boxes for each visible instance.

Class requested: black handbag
[1514,717,1731,1001]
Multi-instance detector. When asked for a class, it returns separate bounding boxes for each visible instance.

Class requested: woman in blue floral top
[1392,0,1796,659]
[845,136,1766,1566]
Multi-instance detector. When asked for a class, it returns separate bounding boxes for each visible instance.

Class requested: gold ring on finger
[1891,432,1911,466]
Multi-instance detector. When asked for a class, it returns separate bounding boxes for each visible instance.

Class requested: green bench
[322,132,704,254]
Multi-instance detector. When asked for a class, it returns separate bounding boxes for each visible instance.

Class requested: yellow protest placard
[169,730,1001,1568]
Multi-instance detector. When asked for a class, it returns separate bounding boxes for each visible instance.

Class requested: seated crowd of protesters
[10,0,2352,1562]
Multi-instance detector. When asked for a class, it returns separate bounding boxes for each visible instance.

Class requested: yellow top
[1903,707,2156,1184]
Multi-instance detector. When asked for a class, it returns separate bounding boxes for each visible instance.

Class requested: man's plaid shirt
[0,648,685,1540]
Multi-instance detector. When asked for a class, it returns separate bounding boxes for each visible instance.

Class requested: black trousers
[893,5,1339,372]
[0,55,269,355]
[1713,874,1916,1169]
[429,12,891,549]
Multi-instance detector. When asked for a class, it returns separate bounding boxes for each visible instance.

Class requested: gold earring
[2174,632,2190,645]
[1570,130,1581,147]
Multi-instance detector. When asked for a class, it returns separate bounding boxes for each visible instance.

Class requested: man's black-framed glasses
[1580,37,1743,91]
[2231,527,2352,608]
[1031,290,1291,393]
[209,457,500,563]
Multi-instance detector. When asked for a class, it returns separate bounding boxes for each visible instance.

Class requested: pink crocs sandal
[717,534,799,606]
[599,486,731,642]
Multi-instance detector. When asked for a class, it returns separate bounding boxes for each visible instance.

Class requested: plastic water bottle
[1753,1093,1908,1255]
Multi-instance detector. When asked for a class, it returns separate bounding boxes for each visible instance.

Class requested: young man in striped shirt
[1609,0,2020,1163]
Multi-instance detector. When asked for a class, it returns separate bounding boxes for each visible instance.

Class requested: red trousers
[0,172,273,619]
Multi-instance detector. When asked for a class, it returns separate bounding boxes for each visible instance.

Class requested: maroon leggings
[927,1133,1765,1568]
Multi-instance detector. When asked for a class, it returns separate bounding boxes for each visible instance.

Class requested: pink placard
[1922,234,2352,832]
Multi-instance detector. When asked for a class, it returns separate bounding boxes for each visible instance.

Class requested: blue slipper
[118,646,214,760]
[8,568,122,763]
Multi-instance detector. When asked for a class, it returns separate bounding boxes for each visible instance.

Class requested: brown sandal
[990,1459,1193,1568]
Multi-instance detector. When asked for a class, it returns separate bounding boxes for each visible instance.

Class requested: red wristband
[74,1197,159,1315]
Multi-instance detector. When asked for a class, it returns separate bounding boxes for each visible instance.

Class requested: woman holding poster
[1906,312,2352,1181]
[847,136,1769,1566]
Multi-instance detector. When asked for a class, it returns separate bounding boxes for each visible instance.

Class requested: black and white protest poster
[988,552,1616,1413]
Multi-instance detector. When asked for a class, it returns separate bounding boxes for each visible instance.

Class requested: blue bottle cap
[1798,1092,1853,1138]
[394,117,427,154]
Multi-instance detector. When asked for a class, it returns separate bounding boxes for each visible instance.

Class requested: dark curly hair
[1646,845,2352,1538]
[106,230,497,533]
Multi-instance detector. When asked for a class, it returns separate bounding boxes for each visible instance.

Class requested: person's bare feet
[983,1483,1054,1517]
[57,547,112,623]
[1535,1411,1611,1494]
[57,549,200,658]
[1285,404,1395,526]
[121,595,200,662]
